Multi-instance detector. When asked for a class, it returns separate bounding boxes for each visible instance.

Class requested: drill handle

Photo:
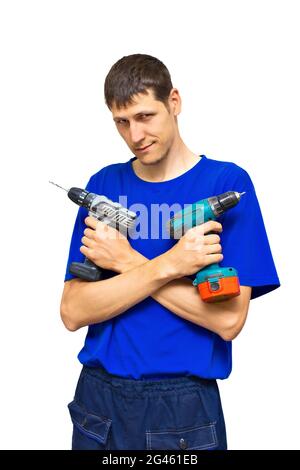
[69,258,103,282]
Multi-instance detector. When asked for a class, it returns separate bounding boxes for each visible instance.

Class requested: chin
[138,153,166,166]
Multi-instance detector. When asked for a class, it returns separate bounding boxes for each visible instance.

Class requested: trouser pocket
[146,422,218,450]
[68,400,112,450]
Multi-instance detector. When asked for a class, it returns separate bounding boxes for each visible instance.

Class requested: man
[60,54,280,450]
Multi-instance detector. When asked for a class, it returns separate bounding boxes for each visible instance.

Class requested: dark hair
[104,54,173,110]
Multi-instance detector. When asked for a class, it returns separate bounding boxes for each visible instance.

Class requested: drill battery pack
[193,265,240,303]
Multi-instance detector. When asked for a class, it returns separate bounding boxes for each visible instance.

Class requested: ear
[168,88,181,116]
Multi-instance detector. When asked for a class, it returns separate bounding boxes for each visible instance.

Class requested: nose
[129,122,146,145]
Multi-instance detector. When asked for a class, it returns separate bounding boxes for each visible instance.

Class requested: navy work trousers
[68,365,227,450]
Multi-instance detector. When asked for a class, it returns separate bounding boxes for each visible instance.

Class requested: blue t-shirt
[64,155,280,379]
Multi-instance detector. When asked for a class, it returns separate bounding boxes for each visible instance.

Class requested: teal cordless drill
[166,191,245,302]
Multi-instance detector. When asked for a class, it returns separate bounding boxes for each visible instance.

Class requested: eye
[139,114,152,120]
[116,119,128,125]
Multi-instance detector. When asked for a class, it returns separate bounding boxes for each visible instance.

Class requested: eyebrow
[113,111,154,122]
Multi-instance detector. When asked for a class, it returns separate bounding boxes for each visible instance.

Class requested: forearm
[122,252,250,340]
[152,280,250,340]
[61,255,176,331]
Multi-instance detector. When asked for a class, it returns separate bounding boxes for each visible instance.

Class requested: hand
[80,217,141,273]
[162,221,223,279]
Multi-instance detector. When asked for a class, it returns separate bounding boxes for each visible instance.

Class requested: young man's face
[111,88,180,165]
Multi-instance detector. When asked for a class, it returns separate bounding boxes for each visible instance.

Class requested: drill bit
[49,181,68,192]
[235,191,246,201]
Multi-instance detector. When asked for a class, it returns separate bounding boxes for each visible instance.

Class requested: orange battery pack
[198,276,240,303]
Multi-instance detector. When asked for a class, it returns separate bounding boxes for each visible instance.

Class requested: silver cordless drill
[50,182,137,281]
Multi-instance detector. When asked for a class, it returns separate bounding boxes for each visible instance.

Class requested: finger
[81,236,94,247]
[84,216,97,229]
[206,243,222,254]
[95,220,110,233]
[204,234,221,245]
[206,253,224,263]
[202,221,223,234]
[191,221,222,236]
[95,222,125,240]
[84,228,96,239]
[80,245,89,256]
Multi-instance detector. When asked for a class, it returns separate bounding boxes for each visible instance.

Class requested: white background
[0,0,298,450]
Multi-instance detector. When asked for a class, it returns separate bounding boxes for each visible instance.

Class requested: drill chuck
[208,191,245,217]
[67,187,96,210]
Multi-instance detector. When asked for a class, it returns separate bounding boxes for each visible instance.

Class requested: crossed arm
[120,251,251,341]
[60,218,251,340]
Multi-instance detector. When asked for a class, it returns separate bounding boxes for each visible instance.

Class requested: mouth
[135,142,155,153]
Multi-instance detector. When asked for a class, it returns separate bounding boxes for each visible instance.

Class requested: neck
[132,135,200,183]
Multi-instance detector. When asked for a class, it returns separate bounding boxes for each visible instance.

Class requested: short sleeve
[64,176,98,282]
[217,166,280,300]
